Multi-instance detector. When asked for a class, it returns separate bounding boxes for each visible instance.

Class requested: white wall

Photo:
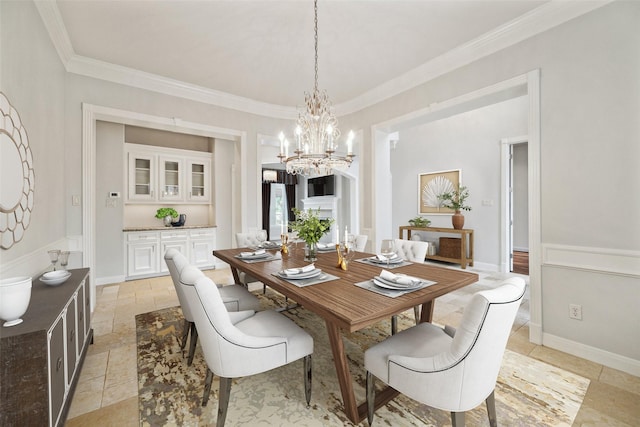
[392,96,528,268]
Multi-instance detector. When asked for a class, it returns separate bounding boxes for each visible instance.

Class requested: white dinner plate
[238,252,271,260]
[373,275,423,290]
[277,268,323,280]
[368,256,403,265]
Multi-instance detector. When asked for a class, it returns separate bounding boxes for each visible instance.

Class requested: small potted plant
[438,185,471,229]
[155,207,178,227]
[408,216,431,228]
[289,207,334,261]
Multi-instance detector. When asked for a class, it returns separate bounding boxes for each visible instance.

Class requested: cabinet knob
[70,329,75,342]
[57,357,63,372]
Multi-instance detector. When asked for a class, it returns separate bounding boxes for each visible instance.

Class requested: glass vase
[304,241,318,262]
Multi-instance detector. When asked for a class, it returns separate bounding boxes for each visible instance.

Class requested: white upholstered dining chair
[235,230,267,292]
[365,277,526,427]
[164,249,260,365]
[391,238,429,333]
[191,273,314,427]
[353,234,368,252]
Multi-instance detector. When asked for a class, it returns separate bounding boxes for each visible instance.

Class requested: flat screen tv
[307,175,335,197]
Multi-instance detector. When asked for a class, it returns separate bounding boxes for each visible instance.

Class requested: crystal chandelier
[278,0,354,176]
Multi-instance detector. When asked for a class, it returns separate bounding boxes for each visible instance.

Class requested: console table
[399,226,474,269]
[0,268,92,427]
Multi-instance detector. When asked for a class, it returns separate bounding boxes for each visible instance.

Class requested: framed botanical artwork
[418,169,460,214]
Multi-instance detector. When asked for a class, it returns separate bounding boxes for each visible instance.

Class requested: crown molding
[336,0,613,115]
[34,0,74,64]
[36,0,611,119]
[67,55,298,119]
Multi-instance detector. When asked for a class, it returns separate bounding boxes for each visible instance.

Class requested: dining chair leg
[486,390,497,427]
[202,368,214,406]
[304,355,313,407]
[366,371,376,426]
[413,305,421,324]
[391,315,398,335]
[217,377,232,427]
[180,320,191,350]
[451,411,465,427]
[187,323,198,366]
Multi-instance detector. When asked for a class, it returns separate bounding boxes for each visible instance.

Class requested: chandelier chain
[314,0,318,93]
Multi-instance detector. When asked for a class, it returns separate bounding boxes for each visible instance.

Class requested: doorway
[509,142,529,275]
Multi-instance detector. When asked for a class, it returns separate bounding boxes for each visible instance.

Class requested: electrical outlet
[569,304,582,320]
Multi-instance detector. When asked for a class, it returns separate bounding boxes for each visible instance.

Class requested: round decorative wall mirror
[0,92,35,249]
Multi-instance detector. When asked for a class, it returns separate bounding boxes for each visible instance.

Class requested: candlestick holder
[280,233,289,255]
[335,243,342,268]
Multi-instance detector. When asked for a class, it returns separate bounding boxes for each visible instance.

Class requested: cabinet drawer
[189,228,214,238]
[126,231,158,242]
[160,230,188,240]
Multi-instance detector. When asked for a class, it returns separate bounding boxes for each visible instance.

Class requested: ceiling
[41,1,603,115]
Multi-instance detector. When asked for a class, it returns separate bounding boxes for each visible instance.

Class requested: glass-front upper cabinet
[127,152,156,201]
[187,159,211,202]
[159,157,184,201]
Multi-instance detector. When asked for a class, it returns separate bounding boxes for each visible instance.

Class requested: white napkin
[379,269,419,286]
[240,249,266,257]
[317,243,334,250]
[283,264,316,276]
[376,253,399,261]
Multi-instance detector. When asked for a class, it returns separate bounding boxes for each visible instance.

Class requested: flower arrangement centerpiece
[290,207,334,261]
[438,185,471,229]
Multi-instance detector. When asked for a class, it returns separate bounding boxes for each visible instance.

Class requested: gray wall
[339,1,640,364]
[96,121,125,277]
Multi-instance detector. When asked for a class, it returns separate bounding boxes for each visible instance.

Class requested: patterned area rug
[137,290,589,426]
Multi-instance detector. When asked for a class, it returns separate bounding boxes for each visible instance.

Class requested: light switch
[481,199,494,206]
[72,195,80,206]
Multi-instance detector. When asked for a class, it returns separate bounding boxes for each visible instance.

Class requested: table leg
[230,267,241,285]
[419,300,434,323]
[325,321,360,423]
[469,231,474,266]
[460,234,468,269]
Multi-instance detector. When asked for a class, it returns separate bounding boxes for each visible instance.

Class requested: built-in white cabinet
[127,151,156,201]
[189,228,216,267]
[125,227,216,279]
[125,143,211,204]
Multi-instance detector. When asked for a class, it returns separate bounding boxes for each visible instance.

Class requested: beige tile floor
[66,267,640,426]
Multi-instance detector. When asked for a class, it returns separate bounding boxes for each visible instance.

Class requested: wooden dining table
[213,246,479,424]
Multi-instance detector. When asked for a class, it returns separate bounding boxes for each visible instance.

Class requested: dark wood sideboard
[0,268,93,427]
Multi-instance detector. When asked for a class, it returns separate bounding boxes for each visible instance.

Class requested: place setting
[273,263,339,287]
[355,269,437,297]
[315,242,337,253]
[234,248,281,263]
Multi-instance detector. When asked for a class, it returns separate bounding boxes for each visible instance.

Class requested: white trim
[96,275,126,286]
[81,103,245,313]
[543,332,640,377]
[542,243,640,278]
[37,0,611,118]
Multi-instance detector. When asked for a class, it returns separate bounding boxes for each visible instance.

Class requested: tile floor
[66,267,640,426]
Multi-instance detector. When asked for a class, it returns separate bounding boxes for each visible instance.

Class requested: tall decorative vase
[452,211,465,230]
[304,241,318,261]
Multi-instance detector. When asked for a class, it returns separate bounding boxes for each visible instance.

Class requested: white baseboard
[543,332,640,377]
[513,247,529,253]
[96,275,126,286]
